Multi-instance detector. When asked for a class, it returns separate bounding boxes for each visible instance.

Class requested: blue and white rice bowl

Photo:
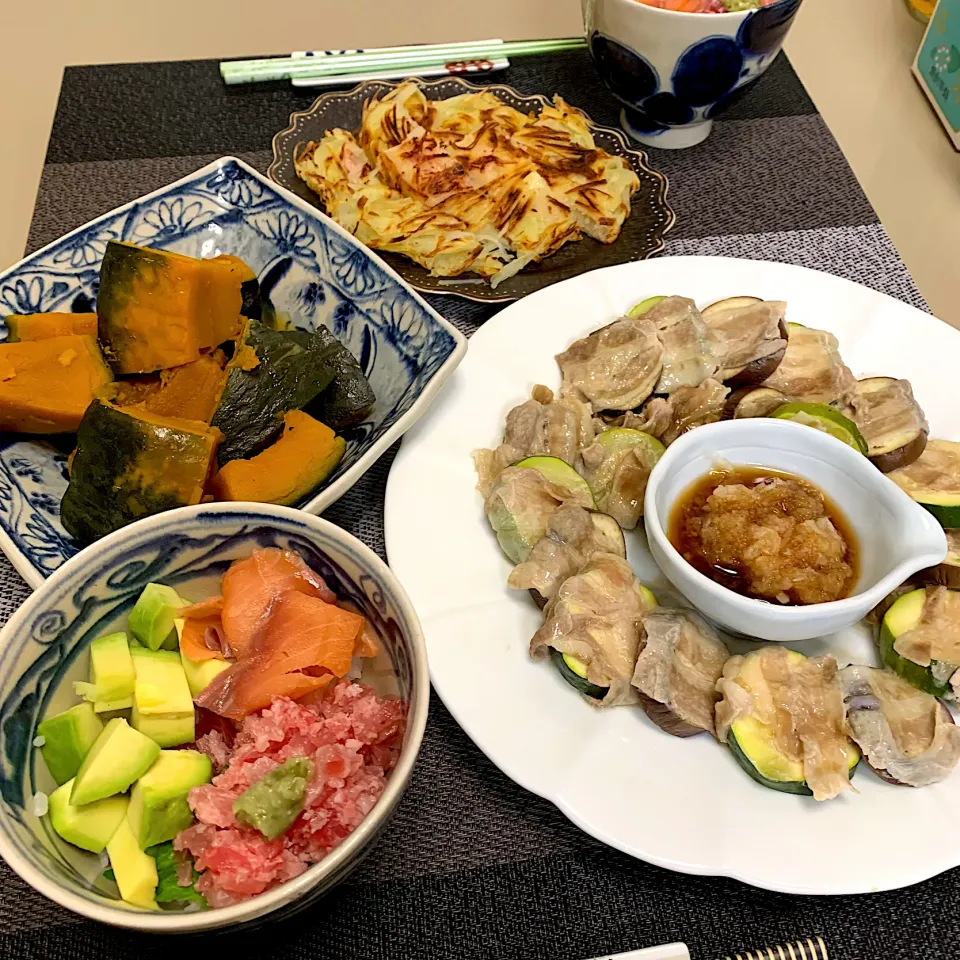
[583,0,804,148]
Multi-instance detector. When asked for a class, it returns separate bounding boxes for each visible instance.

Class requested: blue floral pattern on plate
[0,157,466,588]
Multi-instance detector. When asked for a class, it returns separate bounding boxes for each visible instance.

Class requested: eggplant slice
[473,384,596,495]
[762,324,855,403]
[631,609,730,737]
[530,554,654,706]
[839,377,928,473]
[701,298,788,387]
[722,385,788,420]
[556,317,664,411]
[840,664,960,787]
[508,505,626,604]
[918,528,960,589]
[643,296,719,394]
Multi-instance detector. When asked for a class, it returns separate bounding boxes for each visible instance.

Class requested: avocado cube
[128,750,212,849]
[71,718,161,806]
[73,632,135,713]
[37,702,104,785]
[130,647,195,748]
[106,818,158,909]
[48,778,127,853]
[181,654,230,699]
[175,618,230,698]
[129,583,188,652]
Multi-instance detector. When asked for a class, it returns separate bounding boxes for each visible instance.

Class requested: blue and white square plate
[0,157,466,588]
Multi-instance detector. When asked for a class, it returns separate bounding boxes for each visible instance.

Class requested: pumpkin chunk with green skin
[5,313,98,342]
[300,326,376,429]
[211,409,345,505]
[61,400,221,545]
[97,241,244,374]
[0,334,113,433]
[211,322,335,466]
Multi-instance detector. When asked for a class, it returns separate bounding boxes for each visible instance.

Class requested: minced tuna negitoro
[34,547,408,911]
[181,685,405,907]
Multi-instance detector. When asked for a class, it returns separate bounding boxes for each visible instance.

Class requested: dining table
[0,26,955,960]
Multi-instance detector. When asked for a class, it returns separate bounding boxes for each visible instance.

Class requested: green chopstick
[220,37,587,85]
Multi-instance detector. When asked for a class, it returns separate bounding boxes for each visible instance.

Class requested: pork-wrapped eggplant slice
[840,665,960,787]
[839,377,928,473]
[643,296,719,394]
[888,438,960,528]
[631,609,729,738]
[771,402,868,453]
[879,586,960,699]
[722,386,788,420]
[508,505,626,605]
[579,427,665,530]
[658,379,730,446]
[715,647,860,800]
[918,528,960,589]
[473,384,595,495]
[483,460,594,564]
[761,324,855,404]
[555,317,664,411]
[701,298,788,387]
[531,554,656,706]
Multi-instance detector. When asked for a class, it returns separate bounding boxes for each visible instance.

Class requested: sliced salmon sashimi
[220,548,337,657]
[194,548,366,720]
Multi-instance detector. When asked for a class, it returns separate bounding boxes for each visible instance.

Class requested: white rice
[32,735,45,748]
[31,792,48,817]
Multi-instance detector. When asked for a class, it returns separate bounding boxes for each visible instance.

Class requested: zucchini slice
[888,439,960,528]
[515,456,595,506]
[718,648,860,798]
[628,295,667,317]
[729,720,859,796]
[878,587,957,697]
[550,648,608,700]
[771,402,868,454]
[580,428,664,530]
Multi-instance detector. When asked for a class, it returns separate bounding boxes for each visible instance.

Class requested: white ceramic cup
[643,418,946,642]
[582,0,804,148]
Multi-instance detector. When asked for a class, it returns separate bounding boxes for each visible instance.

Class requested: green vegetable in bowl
[233,757,314,840]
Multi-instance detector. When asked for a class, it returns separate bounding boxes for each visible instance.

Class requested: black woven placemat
[0,48,949,959]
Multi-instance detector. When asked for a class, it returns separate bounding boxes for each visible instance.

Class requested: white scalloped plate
[385,256,960,896]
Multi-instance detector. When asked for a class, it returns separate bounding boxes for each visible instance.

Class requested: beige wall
[2,0,958,324]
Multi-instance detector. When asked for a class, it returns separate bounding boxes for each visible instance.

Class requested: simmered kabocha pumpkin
[5,313,98,342]
[302,326,376,429]
[60,400,221,545]
[212,254,261,321]
[211,322,335,466]
[97,242,245,374]
[139,355,227,424]
[0,334,113,433]
[210,409,345,505]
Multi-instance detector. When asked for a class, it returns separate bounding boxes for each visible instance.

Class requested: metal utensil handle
[724,937,829,960]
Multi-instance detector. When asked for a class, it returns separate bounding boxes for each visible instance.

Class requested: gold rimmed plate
[268,76,675,303]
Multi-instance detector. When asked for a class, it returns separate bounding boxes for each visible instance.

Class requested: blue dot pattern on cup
[587,0,803,142]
